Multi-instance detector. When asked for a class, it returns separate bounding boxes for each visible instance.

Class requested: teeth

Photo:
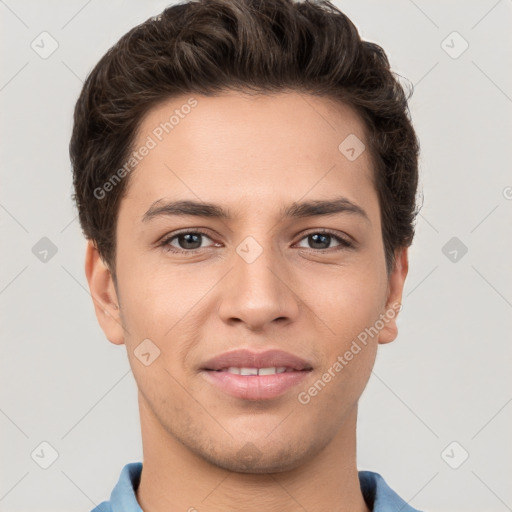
[239,367,258,376]
[259,367,279,375]
[225,366,290,375]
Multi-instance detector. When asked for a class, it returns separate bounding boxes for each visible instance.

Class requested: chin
[195,436,319,474]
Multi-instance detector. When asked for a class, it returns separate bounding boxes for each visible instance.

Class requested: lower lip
[201,370,311,401]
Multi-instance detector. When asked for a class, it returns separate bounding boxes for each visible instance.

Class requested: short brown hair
[70,0,420,279]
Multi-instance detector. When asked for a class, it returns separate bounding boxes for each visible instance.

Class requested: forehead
[121,91,377,220]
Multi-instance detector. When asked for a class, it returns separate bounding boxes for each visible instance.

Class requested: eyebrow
[142,196,370,224]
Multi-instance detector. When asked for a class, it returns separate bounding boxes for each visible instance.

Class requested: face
[86,91,408,473]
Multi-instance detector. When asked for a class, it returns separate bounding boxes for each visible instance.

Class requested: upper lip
[201,349,313,371]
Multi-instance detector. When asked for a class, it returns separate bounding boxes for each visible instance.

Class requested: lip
[200,349,313,372]
[201,370,311,401]
[199,349,313,401]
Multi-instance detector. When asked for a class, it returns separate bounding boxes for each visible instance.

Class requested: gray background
[1,1,511,511]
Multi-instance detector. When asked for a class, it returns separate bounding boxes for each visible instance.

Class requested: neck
[135,392,370,512]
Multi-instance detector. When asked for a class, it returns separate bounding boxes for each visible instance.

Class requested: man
[70,0,422,510]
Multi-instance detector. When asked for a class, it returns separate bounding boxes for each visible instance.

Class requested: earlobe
[84,240,125,345]
[378,247,409,345]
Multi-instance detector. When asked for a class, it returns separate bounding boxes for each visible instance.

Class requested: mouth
[205,366,309,375]
[200,349,314,401]
[200,348,313,372]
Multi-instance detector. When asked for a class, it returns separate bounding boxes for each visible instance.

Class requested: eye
[295,230,353,251]
[160,230,217,253]
[159,229,353,255]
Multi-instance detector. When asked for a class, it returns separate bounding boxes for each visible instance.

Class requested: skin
[85,91,408,512]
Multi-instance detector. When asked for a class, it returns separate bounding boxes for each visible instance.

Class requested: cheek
[117,260,195,327]
[117,266,213,369]
[297,266,384,401]
[304,265,387,341]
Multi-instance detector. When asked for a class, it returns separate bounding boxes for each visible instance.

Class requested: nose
[217,237,300,332]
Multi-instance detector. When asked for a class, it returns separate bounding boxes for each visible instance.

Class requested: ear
[378,247,409,345]
[84,240,125,345]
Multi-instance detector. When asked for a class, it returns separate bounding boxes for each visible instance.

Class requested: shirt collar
[358,470,422,511]
[110,462,143,512]
[107,462,422,512]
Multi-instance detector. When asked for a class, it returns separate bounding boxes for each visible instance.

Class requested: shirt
[91,462,423,512]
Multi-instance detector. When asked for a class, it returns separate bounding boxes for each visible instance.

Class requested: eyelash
[159,229,354,255]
